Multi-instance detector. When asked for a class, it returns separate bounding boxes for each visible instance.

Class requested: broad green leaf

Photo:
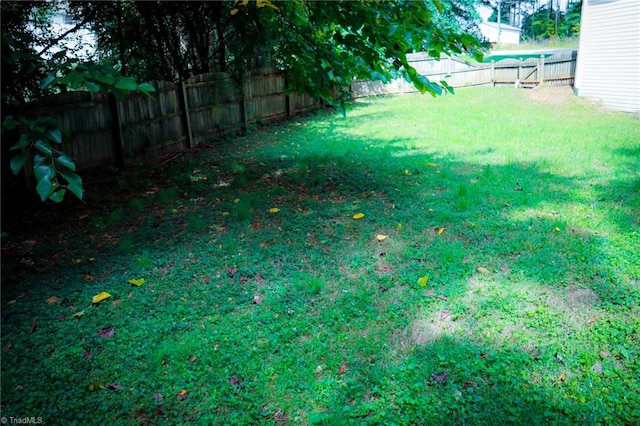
[34,164,54,181]
[48,189,67,203]
[59,169,82,187]
[2,115,18,130]
[34,140,53,156]
[56,154,77,171]
[33,154,47,167]
[84,81,101,92]
[46,128,62,144]
[66,183,83,200]
[36,178,54,202]
[10,134,29,151]
[114,77,138,91]
[10,152,28,175]
[95,74,115,85]
[137,83,156,94]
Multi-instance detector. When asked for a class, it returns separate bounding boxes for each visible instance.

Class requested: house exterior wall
[574,0,640,113]
[479,22,521,45]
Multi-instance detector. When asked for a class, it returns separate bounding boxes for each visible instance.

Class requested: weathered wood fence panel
[352,50,578,98]
[17,69,320,176]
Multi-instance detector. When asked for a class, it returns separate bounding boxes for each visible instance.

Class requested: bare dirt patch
[525,86,576,104]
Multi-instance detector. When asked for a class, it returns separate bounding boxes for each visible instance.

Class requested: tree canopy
[1,0,483,202]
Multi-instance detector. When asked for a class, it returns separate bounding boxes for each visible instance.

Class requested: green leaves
[10,152,28,175]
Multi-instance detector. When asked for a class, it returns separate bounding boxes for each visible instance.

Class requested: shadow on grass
[1,106,637,424]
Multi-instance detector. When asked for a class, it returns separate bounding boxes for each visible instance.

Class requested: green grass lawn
[1,87,639,425]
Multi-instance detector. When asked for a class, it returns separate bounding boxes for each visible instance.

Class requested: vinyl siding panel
[574,0,640,113]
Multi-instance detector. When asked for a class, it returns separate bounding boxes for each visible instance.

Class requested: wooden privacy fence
[352,50,578,98]
[18,68,318,173]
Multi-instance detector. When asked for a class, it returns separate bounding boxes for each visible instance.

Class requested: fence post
[109,94,126,169]
[180,81,194,148]
[284,75,293,117]
[239,72,249,134]
[539,55,545,86]
[491,60,496,87]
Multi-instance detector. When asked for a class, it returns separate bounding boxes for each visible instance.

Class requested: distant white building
[479,21,521,46]
[574,0,640,114]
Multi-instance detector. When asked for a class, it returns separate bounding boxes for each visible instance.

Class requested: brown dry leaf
[590,362,603,375]
[177,389,188,401]
[429,371,449,385]
[46,296,60,305]
[338,363,347,375]
[559,372,566,382]
[98,326,115,338]
[189,355,197,363]
[588,316,596,324]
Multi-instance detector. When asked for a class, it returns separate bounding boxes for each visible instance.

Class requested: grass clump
[1,87,639,424]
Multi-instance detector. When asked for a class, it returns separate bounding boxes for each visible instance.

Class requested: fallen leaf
[73,258,83,264]
[177,389,188,401]
[477,267,490,274]
[128,278,145,286]
[590,362,603,375]
[437,227,445,235]
[338,363,347,375]
[588,316,596,324]
[352,213,365,220]
[429,371,449,385]
[252,295,264,304]
[397,223,402,230]
[229,376,242,387]
[189,355,197,363]
[404,169,412,176]
[234,198,240,203]
[599,351,610,358]
[46,296,60,305]
[98,326,115,338]
[559,372,566,382]
[92,292,112,303]
[30,319,38,333]
[72,310,85,319]
[222,212,230,216]
[269,207,280,213]
[88,381,105,391]
[180,297,187,302]
[462,257,472,264]
[417,276,429,287]
[376,234,388,242]
[426,163,437,167]
[107,383,124,391]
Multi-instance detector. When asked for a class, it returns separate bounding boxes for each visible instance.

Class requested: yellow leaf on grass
[437,227,445,235]
[222,212,230,216]
[230,8,239,15]
[376,234,388,242]
[404,169,412,176]
[128,278,145,286]
[180,297,188,302]
[269,207,280,213]
[46,296,60,305]
[353,213,365,220]
[417,276,429,287]
[92,292,112,304]
[426,163,437,167]
[88,381,105,391]
[477,267,490,274]
[397,223,403,230]
[72,310,85,318]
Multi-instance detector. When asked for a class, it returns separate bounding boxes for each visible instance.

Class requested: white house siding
[479,22,521,45]
[574,0,640,113]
